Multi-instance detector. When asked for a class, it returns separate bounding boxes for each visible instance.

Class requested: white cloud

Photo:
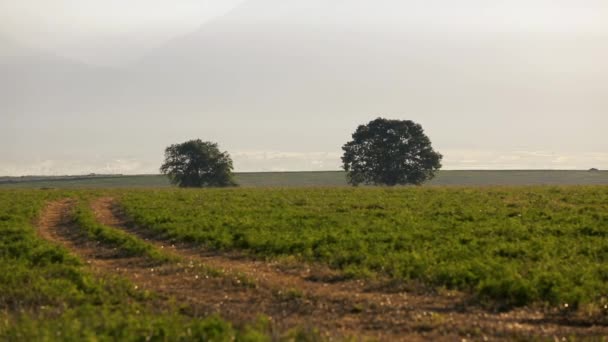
[0,158,157,176]
[443,149,608,170]
[0,0,245,65]
[1,149,606,176]
[232,151,342,172]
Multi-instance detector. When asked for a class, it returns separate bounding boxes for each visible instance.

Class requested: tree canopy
[342,118,442,186]
[160,139,236,188]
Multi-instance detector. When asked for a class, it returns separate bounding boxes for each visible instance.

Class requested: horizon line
[1,168,604,178]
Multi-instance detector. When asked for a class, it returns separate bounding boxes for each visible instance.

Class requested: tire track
[36,199,350,339]
[88,197,608,340]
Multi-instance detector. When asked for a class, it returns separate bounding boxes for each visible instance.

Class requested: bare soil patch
[35,198,608,340]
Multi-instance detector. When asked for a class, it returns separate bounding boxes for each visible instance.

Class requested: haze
[1,0,606,175]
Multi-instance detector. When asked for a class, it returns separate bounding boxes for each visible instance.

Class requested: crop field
[2,186,608,340]
[120,187,608,306]
[1,170,607,188]
[0,190,277,341]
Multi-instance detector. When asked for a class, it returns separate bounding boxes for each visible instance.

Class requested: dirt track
[36,198,608,341]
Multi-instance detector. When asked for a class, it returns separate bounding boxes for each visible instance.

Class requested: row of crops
[0,190,269,341]
[119,186,608,308]
[2,186,608,339]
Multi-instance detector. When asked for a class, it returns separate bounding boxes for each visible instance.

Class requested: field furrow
[86,196,608,340]
[36,199,327,338]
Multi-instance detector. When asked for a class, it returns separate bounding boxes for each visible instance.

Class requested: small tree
[342,118,442,186]
[160,139,237,188]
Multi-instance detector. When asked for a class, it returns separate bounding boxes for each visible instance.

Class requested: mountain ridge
[2,1,607,159]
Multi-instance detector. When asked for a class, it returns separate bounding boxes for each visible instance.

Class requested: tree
[160,139,237,188]
[341,118,442,186]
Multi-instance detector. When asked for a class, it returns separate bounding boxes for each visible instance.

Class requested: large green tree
[160,139,237,188]
[342,118,442,186]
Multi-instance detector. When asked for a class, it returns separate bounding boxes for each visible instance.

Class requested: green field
[1,170,607,188]
[2,186,608,339]
[0,191,270,340]
[119,186,608,307]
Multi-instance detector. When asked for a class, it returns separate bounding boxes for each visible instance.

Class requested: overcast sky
[0,0,245,64]
[1,0,607,175]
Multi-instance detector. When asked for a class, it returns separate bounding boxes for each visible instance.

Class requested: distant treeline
[1,170,607,189]
[0,174,124,184]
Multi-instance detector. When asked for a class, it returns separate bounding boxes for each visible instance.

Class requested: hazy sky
[1,0,607,175]
[0,0,244,64]
[0,0,245,38]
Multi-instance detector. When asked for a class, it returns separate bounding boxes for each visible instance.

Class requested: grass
[71,199,173,263]
[0,170,607,188]
[117,186,608,308]
[0,190,272,341]
[3,185,608,338]
[3,311,249,341]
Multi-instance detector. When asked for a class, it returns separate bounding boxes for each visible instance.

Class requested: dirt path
[37,198,608,340]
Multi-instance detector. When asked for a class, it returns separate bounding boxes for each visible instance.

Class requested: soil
[35,198,608,341]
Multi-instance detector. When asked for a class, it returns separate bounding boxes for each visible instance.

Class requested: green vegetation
[161,139,237,188]
[342,118,442,185]
[1,170,608,189]
[119,186,608,308]
[0,190,71,311]
[71,200,172,263]
[0,190,269,341]
[3,186,608,339]
[3,311,253,341]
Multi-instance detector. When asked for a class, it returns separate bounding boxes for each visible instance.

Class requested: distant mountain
[3,0,607,155]
[0,34,42,61]
[0,34,18,56]
[132,0,608,119]
[131,0,455,115]
[0,34,124,122]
